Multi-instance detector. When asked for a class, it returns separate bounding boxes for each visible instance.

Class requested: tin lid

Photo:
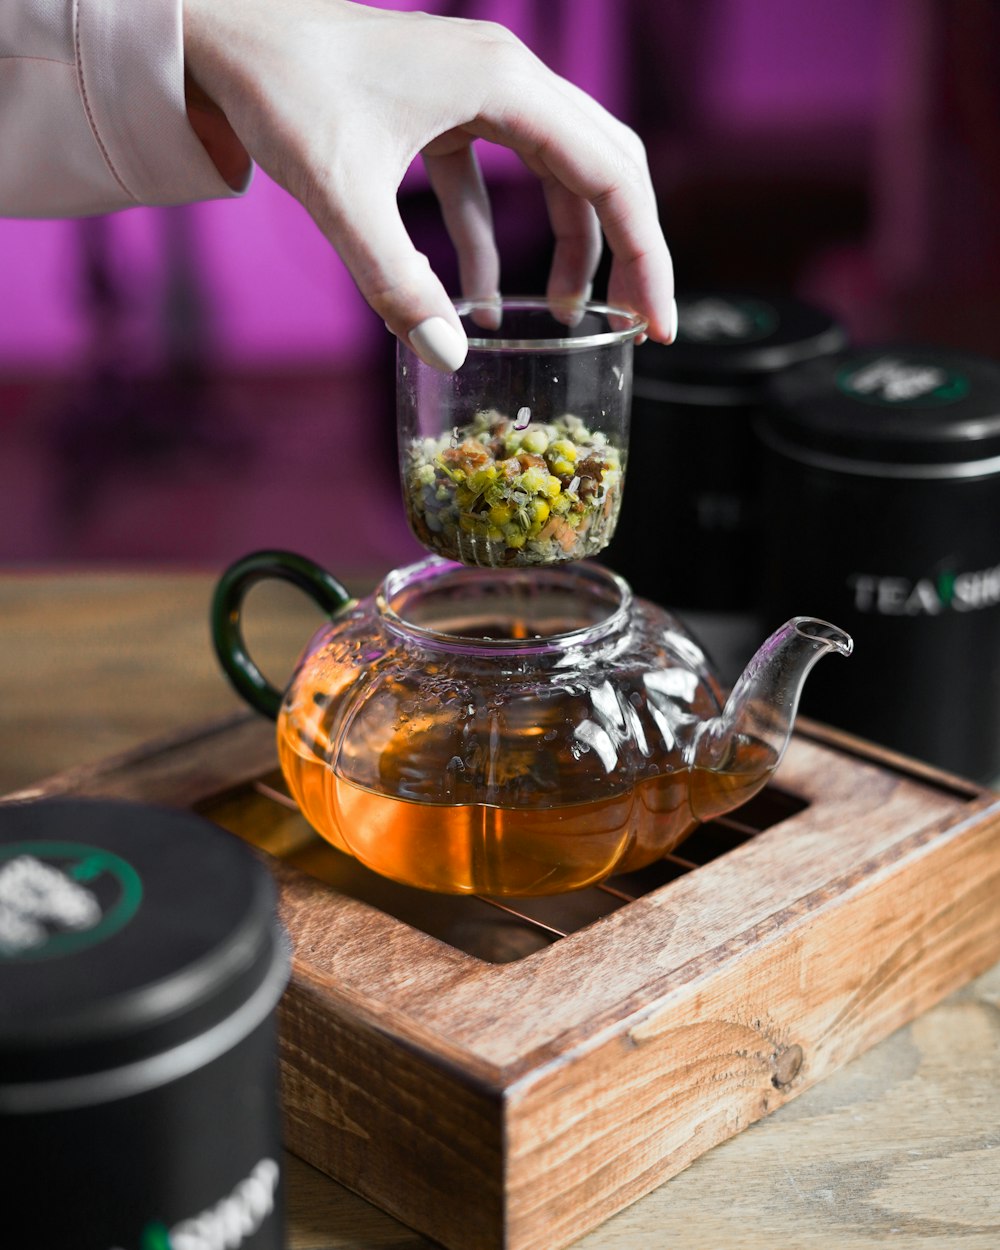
[762,346,1000,472]
[634,291,847,403]
[0,799,287,1088]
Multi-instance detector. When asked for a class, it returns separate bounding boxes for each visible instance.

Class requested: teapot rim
[374,556,634,655]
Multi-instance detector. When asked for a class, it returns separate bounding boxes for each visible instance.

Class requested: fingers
[414,27,673,342]
[553,144,674,342]
[540,175,603,307]
[309,162,469,372]
[534,76,674,339]
[183,0,678,364]
[468,54,676,341]
[422,145,500,303]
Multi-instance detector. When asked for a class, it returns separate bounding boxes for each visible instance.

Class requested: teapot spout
[689,618,853,810]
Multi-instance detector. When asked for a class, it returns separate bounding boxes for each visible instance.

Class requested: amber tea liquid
[277,716,774,896]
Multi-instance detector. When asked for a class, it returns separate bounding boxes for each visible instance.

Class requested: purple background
[1,0,997,574]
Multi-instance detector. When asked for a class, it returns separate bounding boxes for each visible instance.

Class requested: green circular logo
[676,297,778,344]
[0,841,142,961]
[837,356,970,407]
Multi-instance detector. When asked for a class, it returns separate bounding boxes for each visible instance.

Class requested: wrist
[183,0,251,190]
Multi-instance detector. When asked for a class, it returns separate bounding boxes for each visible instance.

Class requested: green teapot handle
[211,550,353,720]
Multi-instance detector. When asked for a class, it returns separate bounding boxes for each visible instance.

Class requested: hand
[183,0,676,370]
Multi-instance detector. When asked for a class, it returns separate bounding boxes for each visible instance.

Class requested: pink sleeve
[0,0,248,217]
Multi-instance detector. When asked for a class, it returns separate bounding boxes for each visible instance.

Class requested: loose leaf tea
[403,410,624,566]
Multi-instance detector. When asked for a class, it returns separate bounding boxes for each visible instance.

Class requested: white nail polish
[666,297,679,344]
[408,316,468,373]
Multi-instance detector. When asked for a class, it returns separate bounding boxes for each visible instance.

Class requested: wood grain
[2,571,998,1250]
[15,646,1000,1250]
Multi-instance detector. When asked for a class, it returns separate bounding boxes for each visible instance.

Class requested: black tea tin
[757,346,1000,781]
[605,291,846,613]
[0,798,290,1250]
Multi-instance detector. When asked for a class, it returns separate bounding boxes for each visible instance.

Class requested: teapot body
[269,558,757,895]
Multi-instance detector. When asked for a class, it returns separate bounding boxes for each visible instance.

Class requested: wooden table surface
[2,570,998,1249]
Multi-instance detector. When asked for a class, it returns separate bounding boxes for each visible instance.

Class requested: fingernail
[552,284,593,328]
[408,316,468,372]
[566,285,592,328]
[666,297,679,344]
[470,295,502,331]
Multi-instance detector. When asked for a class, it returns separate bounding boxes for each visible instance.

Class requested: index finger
[467,61,676,341]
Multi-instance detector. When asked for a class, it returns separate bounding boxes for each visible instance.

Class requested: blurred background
[1,0,998,581]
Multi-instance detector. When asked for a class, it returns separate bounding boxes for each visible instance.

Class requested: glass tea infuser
[213,300,852,897]
[397,298,641,567]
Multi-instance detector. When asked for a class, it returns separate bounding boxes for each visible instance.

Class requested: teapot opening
[376,557,632,654]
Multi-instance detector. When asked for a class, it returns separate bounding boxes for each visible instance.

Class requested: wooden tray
[10,713,1000,1250]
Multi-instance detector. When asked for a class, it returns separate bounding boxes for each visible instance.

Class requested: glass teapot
[212,552,851,896]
